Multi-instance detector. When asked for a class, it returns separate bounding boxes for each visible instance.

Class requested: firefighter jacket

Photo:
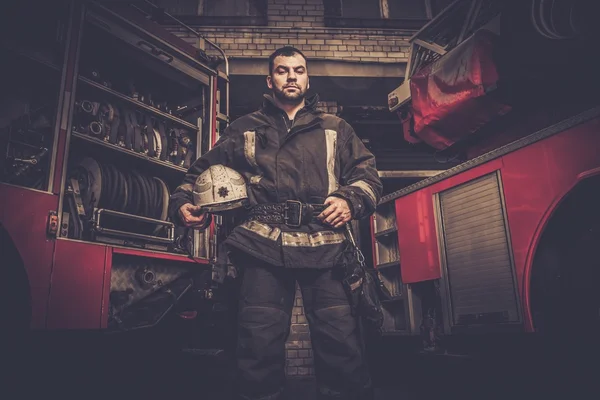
[169,94,382,268]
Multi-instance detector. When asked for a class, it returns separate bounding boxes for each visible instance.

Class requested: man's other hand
[318,196,352,228]
[178,203,207,227]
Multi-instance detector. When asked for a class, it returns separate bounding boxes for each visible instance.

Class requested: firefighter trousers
[234,258,373,400]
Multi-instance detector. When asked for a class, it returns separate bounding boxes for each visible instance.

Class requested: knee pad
[238,306,291,352]
[239,306,290,330]
[311,305,355,336]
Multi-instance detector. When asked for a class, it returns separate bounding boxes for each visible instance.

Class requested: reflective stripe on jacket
[169,94,382,268]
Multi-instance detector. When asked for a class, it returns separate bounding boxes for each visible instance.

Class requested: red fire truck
[370,0,600,349]
[3,0,599,356]
[1,1,230,339]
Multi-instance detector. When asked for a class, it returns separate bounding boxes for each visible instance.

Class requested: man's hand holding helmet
[178,203,208,227]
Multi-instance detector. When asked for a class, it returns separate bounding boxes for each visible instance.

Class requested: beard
[272,84,306,105]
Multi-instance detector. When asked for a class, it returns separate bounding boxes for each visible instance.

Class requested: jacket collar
[261,93,320,117]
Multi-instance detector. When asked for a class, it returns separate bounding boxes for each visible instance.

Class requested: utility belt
[246,200,327,228]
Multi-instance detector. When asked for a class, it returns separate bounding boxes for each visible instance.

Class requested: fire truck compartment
[437,172,520,327]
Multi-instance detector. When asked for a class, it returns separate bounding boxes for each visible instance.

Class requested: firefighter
[169,46,382,400]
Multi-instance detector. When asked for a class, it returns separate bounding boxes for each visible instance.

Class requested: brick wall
[316,100,340,115]
[167,0,412,63]
[285,284,314,377]
[268,0,325,28]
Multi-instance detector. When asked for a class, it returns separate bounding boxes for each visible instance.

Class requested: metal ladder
[388,0,503,112]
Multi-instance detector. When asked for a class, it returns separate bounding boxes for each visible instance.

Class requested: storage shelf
[11,47,61,71]
[113,246,209,265]
[375,226,398,239]
[79,76,200,131]
[72,131,187,172]
[56,237,209,264]
[376,260,400,270]
[216,112,229,122]
[217,70,229,81]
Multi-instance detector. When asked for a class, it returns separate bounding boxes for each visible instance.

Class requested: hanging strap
[345,223,393,301]
[343,224,366,294]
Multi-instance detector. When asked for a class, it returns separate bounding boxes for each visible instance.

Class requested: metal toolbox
[92,208,175,251]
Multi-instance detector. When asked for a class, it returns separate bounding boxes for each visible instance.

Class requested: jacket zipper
[273,115,321,202]
[283,118,322,145]
[282,115,292,133]
[275,114,291,202]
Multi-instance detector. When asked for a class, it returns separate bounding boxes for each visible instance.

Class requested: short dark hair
[268,46,308,75]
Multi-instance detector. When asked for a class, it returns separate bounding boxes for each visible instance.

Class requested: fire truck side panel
[47,240,108,329]
[390,113,600,333]
[500,118,600,332]
[101,248,112,329]
[396,158,503,284]
[0,185,58,329]
[394,187,440,283]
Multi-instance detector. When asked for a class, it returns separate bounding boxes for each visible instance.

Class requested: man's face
[267,53,309,105]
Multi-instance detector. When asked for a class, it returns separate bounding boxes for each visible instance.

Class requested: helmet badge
[218,186,229,198]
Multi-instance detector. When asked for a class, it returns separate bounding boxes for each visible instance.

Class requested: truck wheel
[530,176,600,337]
[0,223,32,341]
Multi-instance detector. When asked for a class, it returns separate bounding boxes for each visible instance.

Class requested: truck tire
[0,223,32,340]
[530,176,600,337]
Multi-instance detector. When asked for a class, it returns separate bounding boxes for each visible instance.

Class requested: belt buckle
[284,200,303,228]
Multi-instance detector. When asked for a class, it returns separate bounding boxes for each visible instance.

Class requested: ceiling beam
[228,58,406,78]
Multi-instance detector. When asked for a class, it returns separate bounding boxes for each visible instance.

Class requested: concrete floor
[5,331,599,400]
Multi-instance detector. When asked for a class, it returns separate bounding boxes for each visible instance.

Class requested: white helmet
[192,164,248,212]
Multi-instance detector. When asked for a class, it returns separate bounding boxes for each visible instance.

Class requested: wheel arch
[522,168,600,331]
[0,222,33,331]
